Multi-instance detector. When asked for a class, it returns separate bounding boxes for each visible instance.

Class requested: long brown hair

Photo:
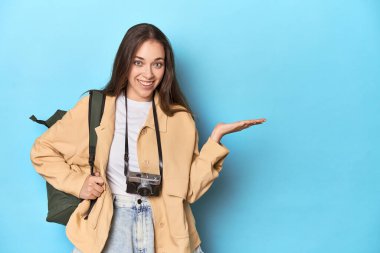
[102,23,192,117]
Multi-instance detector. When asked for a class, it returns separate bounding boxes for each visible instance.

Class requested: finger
[245,119,266,124]
[241,122,261,129]
[242,121,254,126]
[91,190,102,198]
[87,186,101,198]
[247,120,265,125]
[92,183,104,194]
[254,118,266,123]
[238,120,256,126]
[88,193,98,200]
[250,120,260,124]
[252,118,266,121]
[92,176,104,185]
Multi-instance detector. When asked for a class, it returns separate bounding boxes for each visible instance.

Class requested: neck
[125,89,154,102]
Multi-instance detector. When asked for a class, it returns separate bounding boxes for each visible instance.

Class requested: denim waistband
[112,194,151,208]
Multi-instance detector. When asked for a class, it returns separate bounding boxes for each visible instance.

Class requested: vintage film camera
[126,171,161,196]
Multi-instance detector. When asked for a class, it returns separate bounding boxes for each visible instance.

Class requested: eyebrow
[135,56,165,61]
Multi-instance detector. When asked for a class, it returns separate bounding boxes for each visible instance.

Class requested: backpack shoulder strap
[85,90,105,219]
[88,90,106,173]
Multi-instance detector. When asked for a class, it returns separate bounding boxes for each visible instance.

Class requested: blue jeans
[72,194,204,253]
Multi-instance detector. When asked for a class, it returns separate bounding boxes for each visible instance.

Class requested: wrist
[210,130,223,144]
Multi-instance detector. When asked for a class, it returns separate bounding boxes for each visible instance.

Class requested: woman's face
[127,39,165,101]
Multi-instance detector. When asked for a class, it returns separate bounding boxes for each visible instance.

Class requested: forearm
[186,137,229,203]
[30,137,89,198]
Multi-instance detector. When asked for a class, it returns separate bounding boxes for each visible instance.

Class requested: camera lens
[138,187,150,196]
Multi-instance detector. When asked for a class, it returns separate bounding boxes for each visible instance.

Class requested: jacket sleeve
[186,129,230,204]
[30,96,90,198]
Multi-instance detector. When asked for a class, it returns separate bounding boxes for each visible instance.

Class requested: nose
[143,65,154,79]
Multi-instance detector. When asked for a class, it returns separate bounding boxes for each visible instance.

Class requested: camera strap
[123,90,163,181]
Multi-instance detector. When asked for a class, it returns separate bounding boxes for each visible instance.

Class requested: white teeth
[138,80,154,86]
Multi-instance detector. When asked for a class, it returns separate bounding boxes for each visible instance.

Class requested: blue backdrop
[1,1,379,252]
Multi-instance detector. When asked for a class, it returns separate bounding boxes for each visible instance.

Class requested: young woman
[30,23,266,253]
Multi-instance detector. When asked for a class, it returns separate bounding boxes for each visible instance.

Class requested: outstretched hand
[210,118,266,143]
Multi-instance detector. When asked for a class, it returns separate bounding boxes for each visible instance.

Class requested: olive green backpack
[30,90,105,225]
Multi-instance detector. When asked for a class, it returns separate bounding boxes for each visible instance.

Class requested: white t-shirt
[106,94,152,196]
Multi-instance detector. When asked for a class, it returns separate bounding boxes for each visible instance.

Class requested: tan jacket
[30,93,229,253]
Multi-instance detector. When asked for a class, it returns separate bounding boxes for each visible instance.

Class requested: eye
[134,60,143,66]
[153,62,164,69]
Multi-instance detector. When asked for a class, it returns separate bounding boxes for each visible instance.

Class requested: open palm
[211,118,266,143]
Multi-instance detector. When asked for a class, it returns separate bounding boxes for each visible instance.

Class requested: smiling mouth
[138,79,154,87]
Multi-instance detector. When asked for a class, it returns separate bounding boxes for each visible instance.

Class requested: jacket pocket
[164,177,189,238]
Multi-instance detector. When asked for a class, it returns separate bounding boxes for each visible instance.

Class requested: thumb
[94,172,100,176]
